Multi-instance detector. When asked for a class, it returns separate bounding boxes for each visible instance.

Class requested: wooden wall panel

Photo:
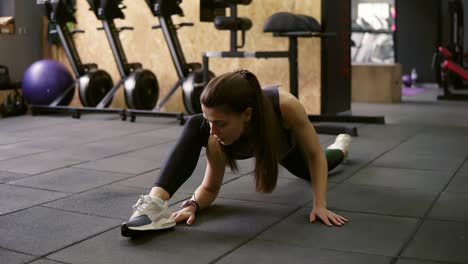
[55,0,321,114]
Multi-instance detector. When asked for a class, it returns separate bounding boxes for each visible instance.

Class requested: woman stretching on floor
[121,69,350,237]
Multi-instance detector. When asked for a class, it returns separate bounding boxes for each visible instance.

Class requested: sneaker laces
[132,195,143,209]
[132,195,154,212]
[132,195,167,215]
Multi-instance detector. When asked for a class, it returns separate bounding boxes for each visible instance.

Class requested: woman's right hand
[172,206,197,225]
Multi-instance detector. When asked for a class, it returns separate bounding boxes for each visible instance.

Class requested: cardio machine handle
[70,29,85,34]
[178,22,194,27]
[119,26,134,31]
[97,26,134,31]
[152,22,194,30]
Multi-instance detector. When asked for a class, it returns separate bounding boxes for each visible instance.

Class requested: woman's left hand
[309,206,348,226]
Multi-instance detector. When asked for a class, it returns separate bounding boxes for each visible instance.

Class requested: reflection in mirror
[351,0,395,63]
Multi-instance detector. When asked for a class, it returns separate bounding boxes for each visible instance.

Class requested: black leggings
[154,114,344,196]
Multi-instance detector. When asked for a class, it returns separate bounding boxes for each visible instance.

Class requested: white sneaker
[121,195,175,237]
[327,134,352,158]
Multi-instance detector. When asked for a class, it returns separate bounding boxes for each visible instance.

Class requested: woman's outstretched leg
[121,114,210,237]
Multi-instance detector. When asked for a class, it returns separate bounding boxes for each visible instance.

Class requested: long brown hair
[200,70,279,193]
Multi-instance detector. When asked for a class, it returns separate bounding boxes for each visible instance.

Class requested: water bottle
[411,68,418,86]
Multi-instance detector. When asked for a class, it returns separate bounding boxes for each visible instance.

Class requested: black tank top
[224,85,293,160]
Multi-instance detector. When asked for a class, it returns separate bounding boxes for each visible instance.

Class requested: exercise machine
[433,0,468,100]
[439,58,468,100]
[88,0,185,123]
[200,0,313,100]
[33,0,126,119]
[199,0,384,136]
[126,0,213,122]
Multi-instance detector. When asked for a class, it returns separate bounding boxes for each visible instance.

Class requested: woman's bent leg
[280,143,346,181]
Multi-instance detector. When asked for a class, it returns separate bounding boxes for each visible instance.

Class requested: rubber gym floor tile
[74,141,204,174]
[409,126,468,137]
[0,144,48,161]
[73,155,165,175]
[371,150,465,172]
[325,183,437,217]
[0,170,29,183]
[172,198,297,238]
[427,191,468,221]
[356,124,423,141]
[216,239,393,264]
[257,209,418,257]
[417,126,468,142]
[34,145,136,163]
[0,134,28,146]
[28,259,64,264]
[445,170,468,193]
[0,206,121,256]
[0,247,36,264]
[402,220,468,263]
[0,152,85,175]
[2,136,90,152]
[346,135,402,155]
[460,161,468,172]
[72,141,189,174]
[409,127,468,139]
[43,184,189,220]
[0,184,67,215]
[44,118,163,136]
[394,259,442,264]
[0,116,73,133]
[217,176,314,206]
[345,166,452,193]
[130,124,184,140]
[8,167,133,193]
[72,136,171,156]
[391,140,468,159]
[7,120,166,146]
[401,137,468,153]
[385,134,468,157]
[48,228,246,264]
[326,157,371,183]
[27,147,97,164]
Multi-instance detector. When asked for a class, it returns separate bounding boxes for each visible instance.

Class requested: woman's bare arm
[279,90,347,226]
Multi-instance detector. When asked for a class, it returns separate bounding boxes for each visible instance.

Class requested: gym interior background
[1,1,468,264]
[2,0,466,115]
[5,0,325,113]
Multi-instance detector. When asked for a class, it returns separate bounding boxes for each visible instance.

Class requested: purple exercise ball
[402,74,412,87]
[22,59,74,105]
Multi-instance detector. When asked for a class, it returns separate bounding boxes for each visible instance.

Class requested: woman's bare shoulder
[277,89,307,128]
